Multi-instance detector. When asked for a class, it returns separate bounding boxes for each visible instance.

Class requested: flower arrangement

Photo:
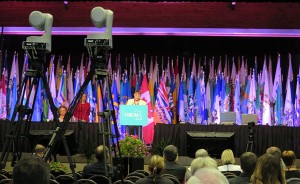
[49,161,68,173]
[118,134,148,158]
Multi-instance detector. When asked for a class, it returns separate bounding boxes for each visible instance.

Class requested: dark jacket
[82,161,119,181]
[136,175,173,184]
[162,160,186,183]
[228,172,251,184]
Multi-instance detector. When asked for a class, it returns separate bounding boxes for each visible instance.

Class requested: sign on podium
[119,105,148,126]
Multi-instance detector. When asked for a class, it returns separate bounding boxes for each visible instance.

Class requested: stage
[1,121,300,158]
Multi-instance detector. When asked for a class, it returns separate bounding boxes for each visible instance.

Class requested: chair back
[222,171,238,179]
[124,175,141,183]
[51,170,66,177]
[50,179,60,184]
[67,172,82,180]
[0,179,11,184]
[127,172,145,178]
[77,179,97,184]
[287,177,300,184]
[0,174,8,181]
[133,170,149,176]
[113,179,135,184]
[89,175,110,184]
[162,174,181,184]
[55,174,75,184]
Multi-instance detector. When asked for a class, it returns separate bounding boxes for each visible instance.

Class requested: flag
[295,72,300,127]
[140,73,155,144]
[154,77,171,124]
[8,73,17,120]
[178,76,185,122]
[0,71,7,119]
[224,77,231,112]
[56,71,67,107]
[86,81,95,122]
[262,59,272,126]
[95,81,104,123]
[187,73,195,123]
[212,74,221,124]
[111,78,119,139]
[32,79,42,122]
[275,82,283,126]
[234,75,241,125]
[248,74,256,114]
[241,76,250,114]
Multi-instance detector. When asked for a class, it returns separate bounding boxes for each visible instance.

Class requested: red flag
[140,73,154,144]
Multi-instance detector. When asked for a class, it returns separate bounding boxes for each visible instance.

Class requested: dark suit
[136,175,173,184]
[82,161,119,181]
[228,173,251,184]
[162,160,186,183]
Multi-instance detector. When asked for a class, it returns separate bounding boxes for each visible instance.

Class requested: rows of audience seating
[2,144,300,184]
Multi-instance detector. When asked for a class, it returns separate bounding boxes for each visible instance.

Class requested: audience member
[251,153,285,184]
[228,152,257,184]
[185,149,209,182]
[82,145,119,182]
[282,150,300,179]
[74,93,91,122]
[266,146,286,169]
[187,167,229,184]
[218,149,242,175]
[33,144,46,158]
[162,145,186,183]
[12,157,50,184]
[136,155,173,184]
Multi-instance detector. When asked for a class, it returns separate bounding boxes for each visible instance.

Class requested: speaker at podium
[119,105,148,139]
[186,131,235,158]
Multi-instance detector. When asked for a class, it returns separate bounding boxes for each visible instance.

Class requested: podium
[119,105,148,139]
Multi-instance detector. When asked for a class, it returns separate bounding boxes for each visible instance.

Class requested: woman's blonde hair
[221,149,235,165]
[148,155,165,183]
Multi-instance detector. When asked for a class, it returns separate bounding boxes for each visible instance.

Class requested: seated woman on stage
[282,150,300,180]
[218,149,242,175]
[74,93,90,122]
[58,105,68,122]
[136,155,173,184]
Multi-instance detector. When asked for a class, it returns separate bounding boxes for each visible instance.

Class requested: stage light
[25,11,53,52]
[85,7,113,49]
[230,1,236,10]
[64,1,69,9]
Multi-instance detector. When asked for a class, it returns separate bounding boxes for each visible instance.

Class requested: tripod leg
[61,135,77,182]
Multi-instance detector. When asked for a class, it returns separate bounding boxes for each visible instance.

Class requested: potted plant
[49,161,68,177]
[78,137,97,165]
[117,134,148,175]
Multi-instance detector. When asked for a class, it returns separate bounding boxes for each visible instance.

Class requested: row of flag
[0,51,299,143]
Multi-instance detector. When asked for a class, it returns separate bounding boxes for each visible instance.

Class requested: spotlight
[64,1,69,9]
[230,1,236,10]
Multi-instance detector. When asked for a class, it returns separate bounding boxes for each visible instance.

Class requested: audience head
[187,167,229,184]
[221,149,235,165]
[148,155,165,175]
[163,145,178,162]
[95,145,109,161]
[58,105,68,116]
[282,150,296,167]
[190,156,218,175]
[12,157,50,184]
[195,149,209,158]
[34,144,46,158]
[251,153,285,184]
[240,152,257,175]
[266,146,282,159]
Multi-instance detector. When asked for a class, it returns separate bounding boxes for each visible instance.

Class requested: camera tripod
[0,47,78,182]
[246,122,255,152]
